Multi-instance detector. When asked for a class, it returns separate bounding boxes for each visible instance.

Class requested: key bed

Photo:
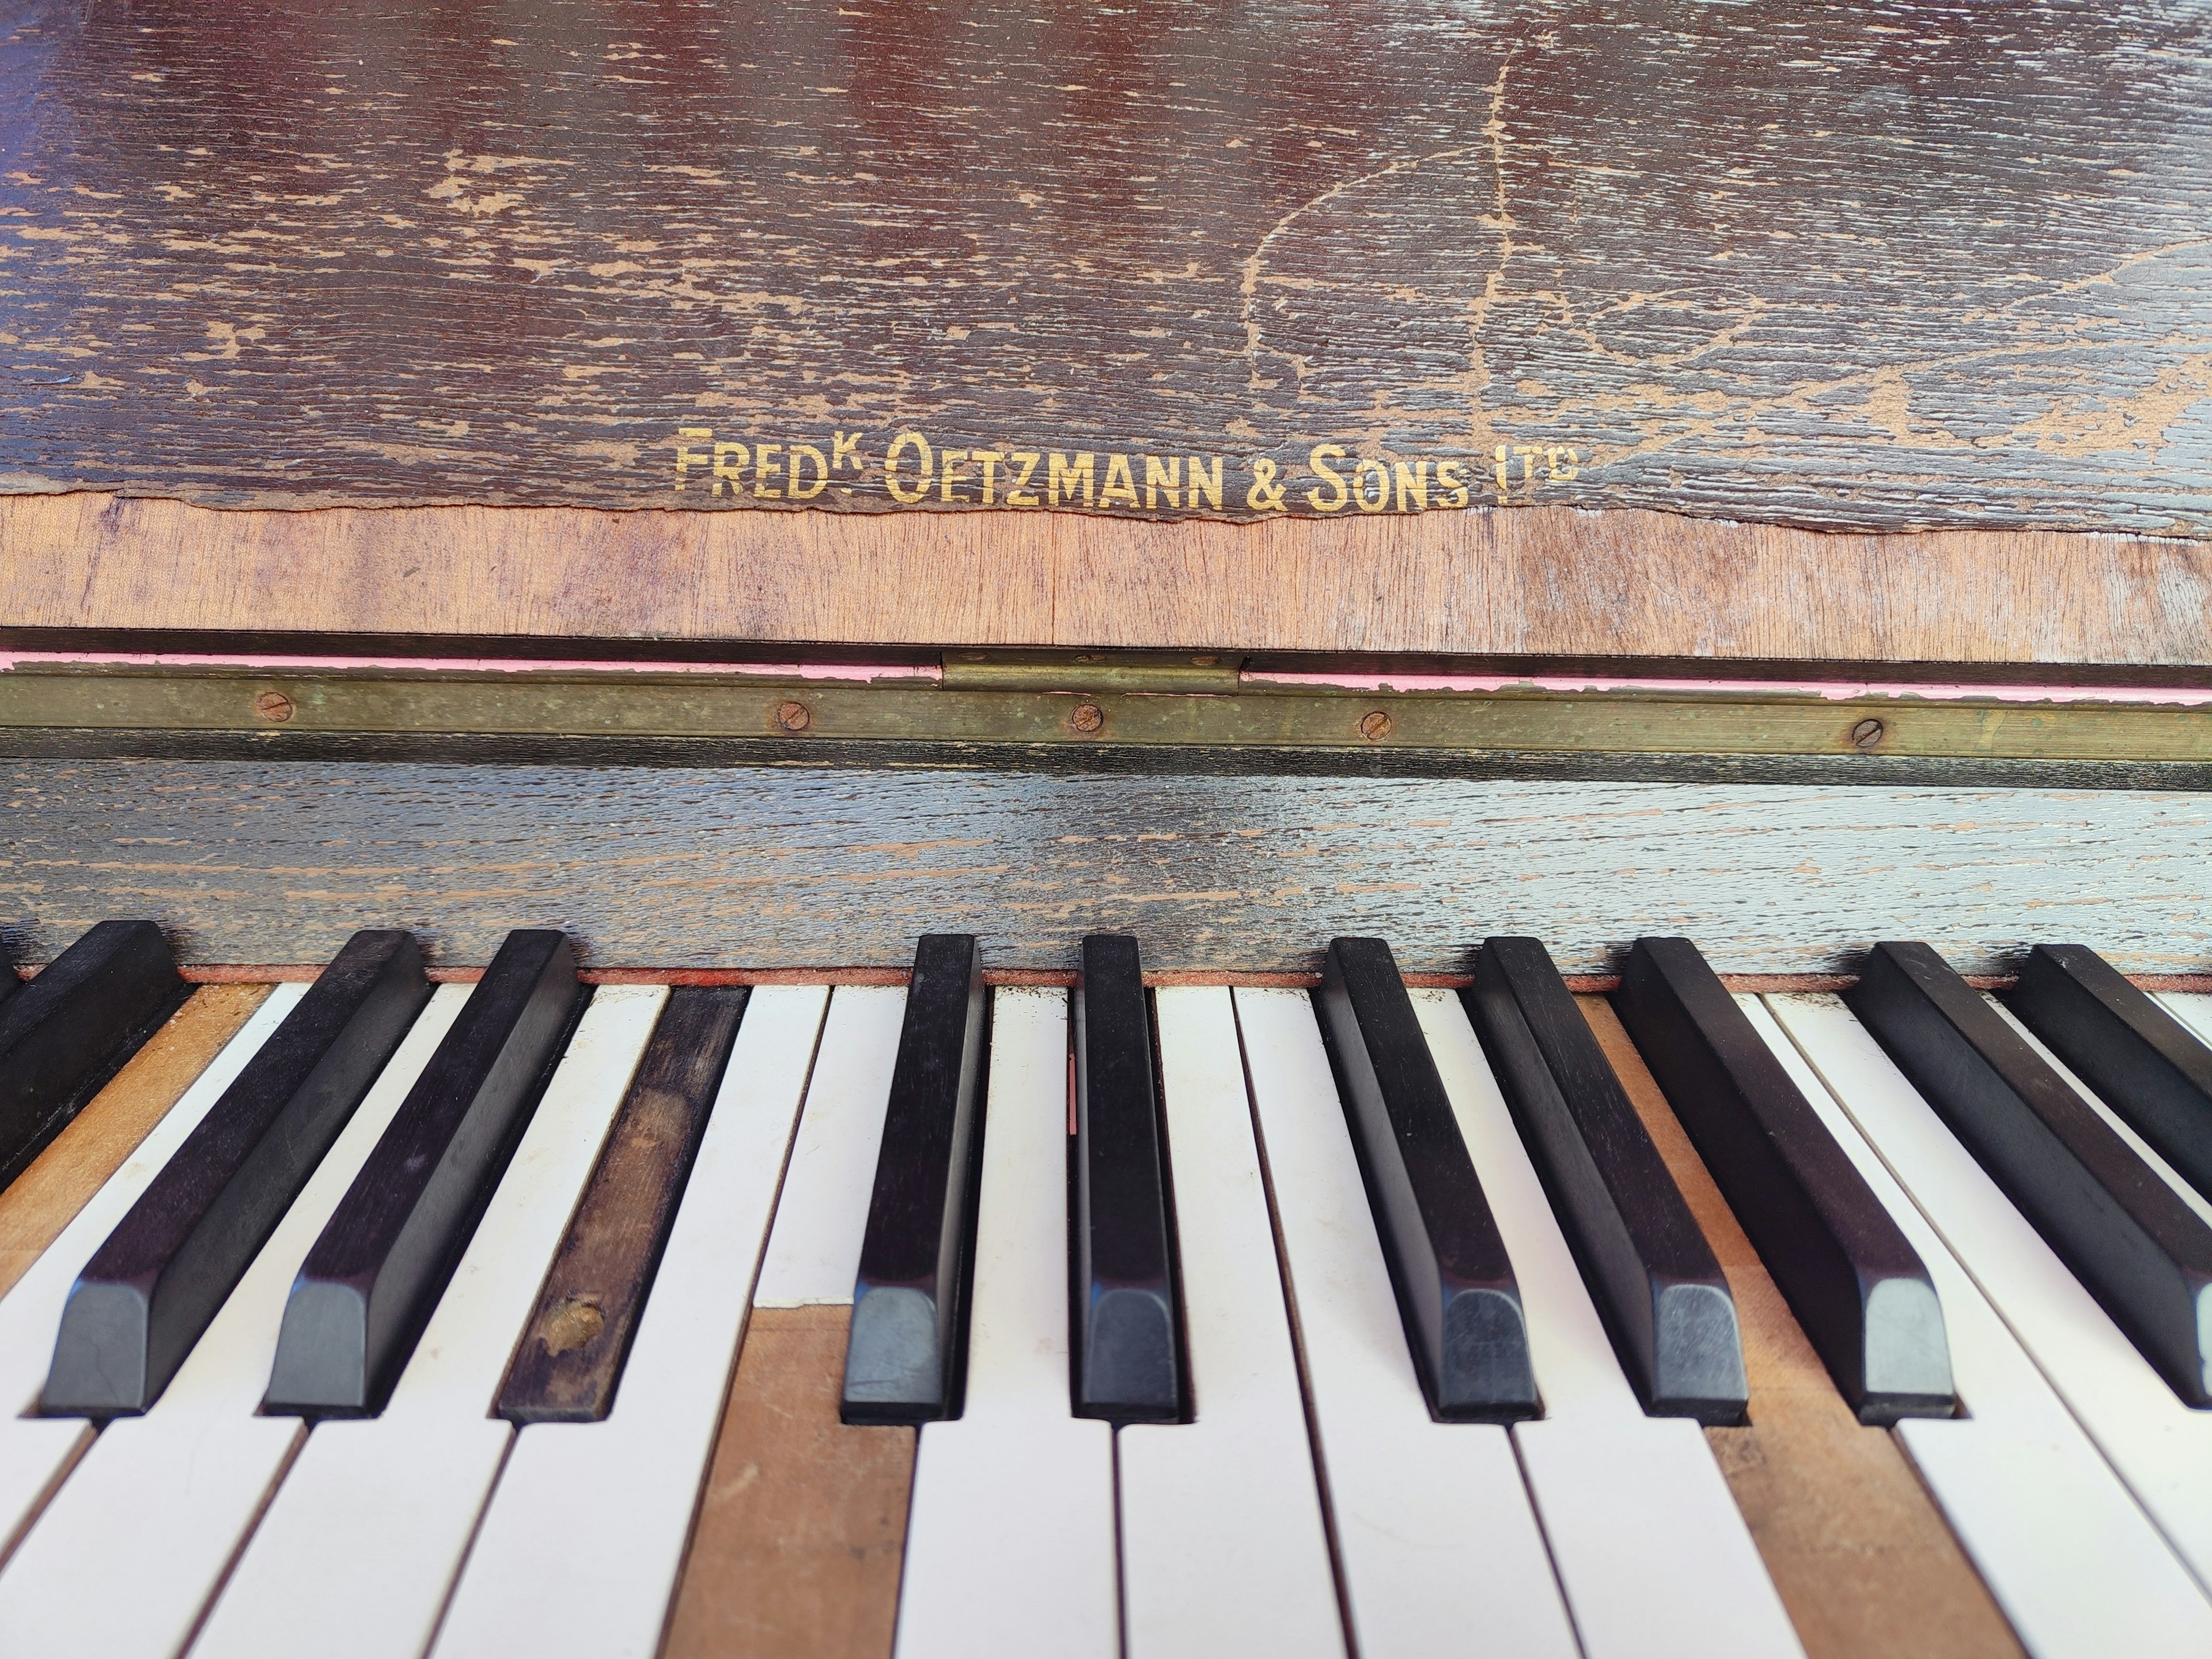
[2,925,2211,1657]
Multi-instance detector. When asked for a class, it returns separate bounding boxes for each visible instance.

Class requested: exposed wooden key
[1315,936,1537,1421]
[1465,937,1748,1423]
[46,931,431,1415]
[843,935,987,1425]
[0,920,185,1190]
[498,985,749,1423]
[266,930,582,1415]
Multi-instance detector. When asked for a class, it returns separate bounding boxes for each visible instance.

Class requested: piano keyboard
[5,925,2212,1658]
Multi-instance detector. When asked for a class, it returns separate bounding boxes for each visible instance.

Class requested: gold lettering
[1143,454,1181,509]
[1187,455,1224,511]
[1048,451,1095,506]
[1306,444,1349,513]
[1393,460,1429,513]
[712,441,749,497]
[1547,446,1580,481]
[832,430,863,470]
[1354,458,1389,513]
[885,431,933,503]
[1099,452,1139,508]
[1514,445,1541,481]
[972,449,1006,506]
[673,427,713,490]
[939,449,971,503]
[753,442,783,499]
[1436,460,1469,509]
[788,444,830,501]
[1007,450,1043,506]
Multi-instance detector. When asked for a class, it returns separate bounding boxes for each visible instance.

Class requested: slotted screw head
[774,700,812,733]
[1070,702,1105,734]
[1359,709,1393,741]
[253,690,296,722]
[1850,718,1885,750]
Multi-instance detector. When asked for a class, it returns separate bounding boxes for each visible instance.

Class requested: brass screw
[774,700,812,733]
[253,690,296,723]
[1359,709,1393,741]
[1850,718,1885,751]
[1070,702,1105,734]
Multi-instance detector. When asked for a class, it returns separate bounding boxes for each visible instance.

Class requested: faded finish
[4,758,2207,975]
[0,0,2205,540]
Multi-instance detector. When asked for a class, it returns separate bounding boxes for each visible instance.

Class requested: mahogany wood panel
[662,1305,914,1659]
[0,984,267,1298]
[1,0,2205,547]
[5,758,2210,976]
[1580,995,2024,1659]
[3,493,2211,666]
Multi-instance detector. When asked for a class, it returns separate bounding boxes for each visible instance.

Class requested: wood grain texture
[662,1305,914,1659]
[0,983,267,1298]
[3,493,2211,666]
[1578,995,2022,1659]
[0,0,2205,543]
[5,757,2211,976]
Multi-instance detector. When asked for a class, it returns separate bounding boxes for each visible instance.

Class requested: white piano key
[2152,991,2212,1051]
[427,982,830,1659]
[893,987,1119,1659]
[1410,989,1804,1659]
[0,982,306,1562]
[0,982,468,1659]
[1761,992,2212,1653]
[751,984,907,1307]
[1233,987,1581,1659]
[1117,987,1343,1659]
[191,985,669,1659]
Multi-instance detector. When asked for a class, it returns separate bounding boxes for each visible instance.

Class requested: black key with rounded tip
[0,920,185,1191]
[2005,944,2212,1206]
[264,930,582,1416]
[1316,937,1538,1422]
[1464,937,1748,1425]
[1615,937,1953,1424]
[841,935,989,1425]
[1072,933,1184,1423]
[1849,941,2212,1407]
[42,930,432,1416]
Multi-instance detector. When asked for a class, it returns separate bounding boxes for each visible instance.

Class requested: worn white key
[191,986,668,1659]
[894,987,1119,1659]
[1762,992,2212,1653]
[0,983,306,1562]
[428,982,830,1659]
[1412,990,1803,1659]
[751,984,907,1308]
[1118,987,1343,1659]
[1234,987,1580,1659]
[0,983,468,1659]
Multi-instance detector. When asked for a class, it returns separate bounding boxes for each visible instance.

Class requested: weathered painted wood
[0,0,2203,541]
[2,759,2207,975]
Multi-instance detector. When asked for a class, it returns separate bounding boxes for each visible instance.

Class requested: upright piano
[2,3,2210,1656]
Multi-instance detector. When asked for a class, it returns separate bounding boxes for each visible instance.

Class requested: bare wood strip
[661,1305,914,1659]
[1577,994,2024,1659]
[0,984,270,1298]
[3,494,2207,667]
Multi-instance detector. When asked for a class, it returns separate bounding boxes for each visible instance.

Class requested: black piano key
[841,935,989,1425]
[1071,933,1185,1423]
[2005,943,2212,1205]
[498,985,749,1424]
[264,930,582,1415]
[1847,941,2212,1406]
[1613,937,1955,1424]
[1464,937,1749,1423]
[0,920,186,1190]
[0,934,18,1012]
[1315,937,1539,1421]
[41,931,432,1415]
